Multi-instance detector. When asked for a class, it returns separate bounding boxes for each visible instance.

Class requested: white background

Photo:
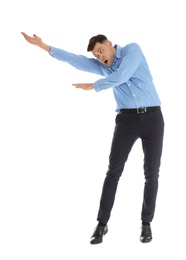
[0,0,186,259]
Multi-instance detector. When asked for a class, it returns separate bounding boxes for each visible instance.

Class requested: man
[21,32,164,244]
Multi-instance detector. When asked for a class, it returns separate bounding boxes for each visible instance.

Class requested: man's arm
[21,32,94,91]
[21,32,51,52]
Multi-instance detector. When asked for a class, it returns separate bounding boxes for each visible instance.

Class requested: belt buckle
[137,107,147,114]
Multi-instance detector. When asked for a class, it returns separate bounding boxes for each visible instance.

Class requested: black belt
[120,106,160,114]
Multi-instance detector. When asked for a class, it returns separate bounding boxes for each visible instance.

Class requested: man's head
[87,34,116,66]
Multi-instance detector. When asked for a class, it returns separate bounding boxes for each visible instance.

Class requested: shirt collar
[114,44,122,58]
[112,44,122,66]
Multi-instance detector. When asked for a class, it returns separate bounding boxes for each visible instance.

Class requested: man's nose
[99,55,104,62]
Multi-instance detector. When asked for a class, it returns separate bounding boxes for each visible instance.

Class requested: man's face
[92,41,116,66]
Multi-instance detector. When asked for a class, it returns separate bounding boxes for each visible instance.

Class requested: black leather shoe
[140,225,152,243]
[90,225,108,244]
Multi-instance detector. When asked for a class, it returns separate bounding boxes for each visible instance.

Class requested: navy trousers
[97,109,164,224]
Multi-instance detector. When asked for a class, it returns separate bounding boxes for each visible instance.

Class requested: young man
[21,32,164,244]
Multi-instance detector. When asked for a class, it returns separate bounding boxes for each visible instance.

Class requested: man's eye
[100,49,103,53]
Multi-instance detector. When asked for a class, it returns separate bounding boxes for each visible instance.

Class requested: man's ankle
[98,222,107,227]
[142,221,150,226]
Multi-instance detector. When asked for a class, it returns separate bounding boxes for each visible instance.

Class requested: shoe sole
[140,237,152,243]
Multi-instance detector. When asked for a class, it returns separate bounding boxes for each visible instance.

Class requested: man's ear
[107,40,113,47]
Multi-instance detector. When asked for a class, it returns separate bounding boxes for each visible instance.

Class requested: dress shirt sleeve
[49,46,105,76]
[93,43,143,92]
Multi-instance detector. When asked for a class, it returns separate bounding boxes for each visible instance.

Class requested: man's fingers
[72,84,80,88]
[21,32,31,42]
[21,32,27,39]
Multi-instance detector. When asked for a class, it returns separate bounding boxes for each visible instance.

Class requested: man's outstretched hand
[21,32,51,52]
[21,32,42,46]
[72,83,94,90]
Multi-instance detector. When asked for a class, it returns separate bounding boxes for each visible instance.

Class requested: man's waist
[119,106,161,114]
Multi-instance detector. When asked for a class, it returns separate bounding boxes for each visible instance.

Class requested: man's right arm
[21,32,105,77]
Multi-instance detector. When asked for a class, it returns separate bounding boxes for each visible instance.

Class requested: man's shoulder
[122,43,142,55]
[125,42,140,49]
[117,42,141,52]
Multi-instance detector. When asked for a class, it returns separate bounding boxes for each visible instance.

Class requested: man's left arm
[72,43,143,92]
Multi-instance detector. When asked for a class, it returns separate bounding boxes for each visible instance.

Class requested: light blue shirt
[49,43,161,112]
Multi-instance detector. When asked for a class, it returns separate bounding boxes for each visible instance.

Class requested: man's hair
[87,34,108,52]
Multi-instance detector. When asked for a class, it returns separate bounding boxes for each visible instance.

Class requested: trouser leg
[140,110,164,222]
[97,113,138,224]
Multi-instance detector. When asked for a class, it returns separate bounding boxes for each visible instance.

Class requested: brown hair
[87,34,108,52]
